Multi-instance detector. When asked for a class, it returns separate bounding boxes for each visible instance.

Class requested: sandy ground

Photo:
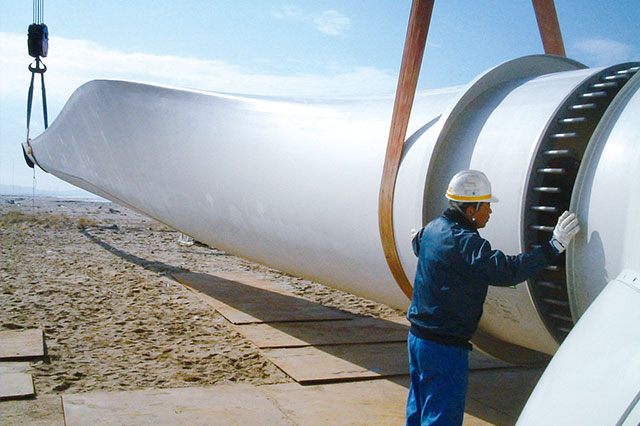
[0,195,404,396]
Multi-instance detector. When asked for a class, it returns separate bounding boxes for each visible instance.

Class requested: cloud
[0,32,396,103]
[571,37,635,66]
[272,6,350,36]
[1,30,396,190]
[314,10,351,36]
[271,5,304,20]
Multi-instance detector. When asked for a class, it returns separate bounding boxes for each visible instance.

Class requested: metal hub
[523,63,639,343]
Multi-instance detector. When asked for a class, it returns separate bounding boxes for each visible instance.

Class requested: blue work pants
[406,333,469,426]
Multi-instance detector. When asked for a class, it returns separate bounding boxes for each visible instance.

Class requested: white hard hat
[445,169,499,203]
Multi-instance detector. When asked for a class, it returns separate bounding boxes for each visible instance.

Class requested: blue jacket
[408,208,556,348]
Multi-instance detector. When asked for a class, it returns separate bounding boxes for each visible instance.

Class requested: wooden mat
[63,385,293,425]
[0,373,34,400]
[0,329,45,360]
[173,270,509,384]
[263,342,408,384]
[235,316,409,348]
[172,272,352,324]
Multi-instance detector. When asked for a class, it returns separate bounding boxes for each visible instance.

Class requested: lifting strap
[378,0,566,301]
[378,0,434,300]
[531,0,566,56]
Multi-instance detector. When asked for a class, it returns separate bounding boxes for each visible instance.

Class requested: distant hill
[0,184,106,200]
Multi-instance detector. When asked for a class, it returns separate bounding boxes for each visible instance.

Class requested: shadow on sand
[82,227,544,425]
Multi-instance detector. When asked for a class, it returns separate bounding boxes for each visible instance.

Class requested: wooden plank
[0,362,30,373]
[0,329,45,360]
[262,342,509,384]
[213,271,287,291]
[263,342,408,384]
[467,367,545,422]
[469,350,512,370]
[0,373,35,400]
[235,317,409,348]
[173,272,352,324]
[262,380,410,426]
[0,395,65,425]
[63,385,294,426]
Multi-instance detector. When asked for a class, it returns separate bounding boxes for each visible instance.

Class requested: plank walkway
[1,370,544,425]
[173,271,510,384]
[0,329,45,400]
[0,272,540,425]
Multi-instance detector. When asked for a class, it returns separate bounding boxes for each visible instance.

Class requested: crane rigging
[24,0,49,169]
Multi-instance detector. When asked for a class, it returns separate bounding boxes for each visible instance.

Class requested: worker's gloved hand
[411,227,424,257]
[550,211,580,254]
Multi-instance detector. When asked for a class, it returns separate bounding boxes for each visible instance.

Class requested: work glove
[550,211,580,254]
[411,227,424,257]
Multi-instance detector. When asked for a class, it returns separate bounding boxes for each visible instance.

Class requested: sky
[1,0,638,192]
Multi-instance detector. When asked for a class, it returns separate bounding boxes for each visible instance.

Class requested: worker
[406,169,579,426]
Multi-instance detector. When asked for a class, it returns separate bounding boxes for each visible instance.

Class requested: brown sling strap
[378,0,565,300]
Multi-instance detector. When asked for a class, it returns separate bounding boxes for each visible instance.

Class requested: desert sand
[1,195,404,396]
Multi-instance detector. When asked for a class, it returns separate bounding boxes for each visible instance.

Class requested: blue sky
[1,1,638,191]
